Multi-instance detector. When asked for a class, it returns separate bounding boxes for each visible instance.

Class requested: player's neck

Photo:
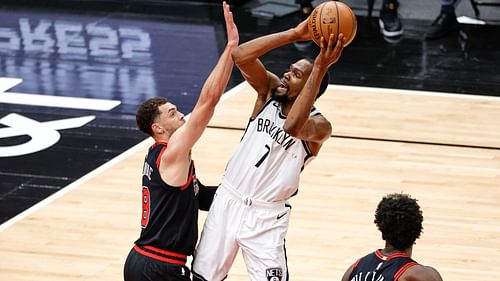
[381,244,413,257]
[281,95,299,115]
[153,133,170,144]
[281,101,292,116]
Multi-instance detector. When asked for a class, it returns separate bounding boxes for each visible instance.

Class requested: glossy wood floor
[1,82,499,281]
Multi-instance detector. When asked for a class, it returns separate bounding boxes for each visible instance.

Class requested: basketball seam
[349,8,356,44]
[319,3,325,44]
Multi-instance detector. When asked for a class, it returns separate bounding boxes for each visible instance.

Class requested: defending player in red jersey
[341,193,443,281]
[123,2,238,281]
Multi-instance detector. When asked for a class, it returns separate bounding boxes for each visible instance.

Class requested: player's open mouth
[279,79,289,90]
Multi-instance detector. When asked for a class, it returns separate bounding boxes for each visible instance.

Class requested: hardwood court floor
[1,82,500,280]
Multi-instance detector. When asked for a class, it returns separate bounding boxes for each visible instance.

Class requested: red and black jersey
[134,142,200,263]
[349,249,418,281]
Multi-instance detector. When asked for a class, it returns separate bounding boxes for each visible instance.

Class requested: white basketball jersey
[222,98,320,202]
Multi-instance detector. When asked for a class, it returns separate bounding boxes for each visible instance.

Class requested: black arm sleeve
[197,179,218,211]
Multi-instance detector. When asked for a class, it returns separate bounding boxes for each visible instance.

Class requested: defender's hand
[223,1,239,48]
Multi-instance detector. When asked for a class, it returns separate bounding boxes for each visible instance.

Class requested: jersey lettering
[256,118,296,150]
[350,271,384,281]
[141,186,150,228]
[142,161,153,181]
[350,251,416,281]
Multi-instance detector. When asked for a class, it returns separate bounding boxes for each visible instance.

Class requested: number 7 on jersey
[255,144,270,168]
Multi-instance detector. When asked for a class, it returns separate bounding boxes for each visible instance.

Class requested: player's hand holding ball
[316,33,345,68]
[293,17,312,42]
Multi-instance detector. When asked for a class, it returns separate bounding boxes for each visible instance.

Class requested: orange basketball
[308,1,357,47]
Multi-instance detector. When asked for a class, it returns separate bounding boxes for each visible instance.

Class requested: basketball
[308,1,357,47]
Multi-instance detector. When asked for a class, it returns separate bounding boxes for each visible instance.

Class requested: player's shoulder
[399,264,443,281]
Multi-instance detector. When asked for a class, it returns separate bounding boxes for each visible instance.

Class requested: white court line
[220,81,249,100]
[0,77,22,93]
[0,83,245,232]
[457,16,486,25]
[329,84,500,101]
[1,77,120,111]
[0,137,151,232]
[0,92,121,111]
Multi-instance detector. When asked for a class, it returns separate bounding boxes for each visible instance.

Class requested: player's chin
[272,87,288,98]
[272,88,292,103]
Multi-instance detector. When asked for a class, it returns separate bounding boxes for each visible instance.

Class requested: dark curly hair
[136,97,168,136]
[374,193,423,251]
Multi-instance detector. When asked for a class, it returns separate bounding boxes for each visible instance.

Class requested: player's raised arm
[169,1,237,152]
[283,33,344,144]
[231,18,311,98]
[162,1,238,185]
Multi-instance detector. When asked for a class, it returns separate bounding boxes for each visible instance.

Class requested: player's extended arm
[168,1,238,154]
[231,18,311,97]
[161,2,237,186]
[283,33,344,144]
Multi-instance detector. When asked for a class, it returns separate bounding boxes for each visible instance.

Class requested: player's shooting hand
[223,1,239,48]
[316,33,345,68]
[293,18,311,41]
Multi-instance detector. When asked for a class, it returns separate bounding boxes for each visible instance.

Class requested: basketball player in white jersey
[192,17,346,281]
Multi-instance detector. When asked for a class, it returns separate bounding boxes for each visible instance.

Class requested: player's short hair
[374,193,423,251]
[303,57,330,100]
[136,97,168,136]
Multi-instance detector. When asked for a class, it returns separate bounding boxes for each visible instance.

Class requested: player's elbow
[319,126,332,142]
[317,122,333,142]
[231,47,243,65]
[231,46,250,66]
[285,119,332,143]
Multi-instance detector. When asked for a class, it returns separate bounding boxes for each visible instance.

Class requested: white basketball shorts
[192,183,291,281]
